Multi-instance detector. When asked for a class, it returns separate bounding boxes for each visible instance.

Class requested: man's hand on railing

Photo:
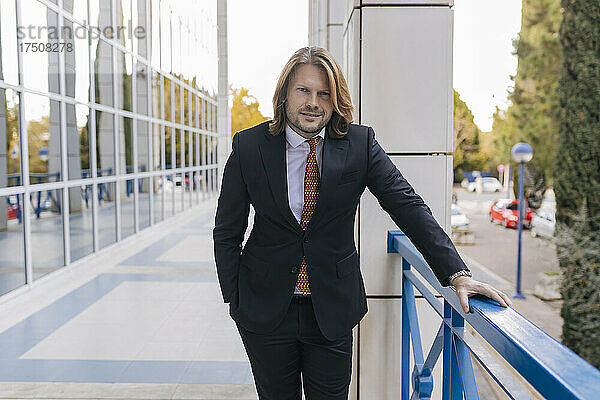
[451,276,513,313]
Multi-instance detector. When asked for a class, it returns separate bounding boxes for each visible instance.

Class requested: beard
[285,102,330,138]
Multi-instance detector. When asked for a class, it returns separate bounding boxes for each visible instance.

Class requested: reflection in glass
[25,94,61,185]
[171,13,181,75]
[64,20,90,103]
[1,89,20,188]
[117,51,133,112]
[160,1,171,72]
[175,128,181,168]
[152,123,161,171]
[120,116,133,174]
[153,175,163,223]
[92,37,114,107]
[97,181,116,249]
[20,1,60,94]
[174,83,181,123]
[137,120,149,172]
[165,127,173,168]
[117,0,133,51]
[151,0,160,69]
[96,111,115,176]
[139,177,150,230]
[66,104,91,181]
[174,173,183,214]
[121,178,135,239]
[164,77,172,121]
[69,185,93,262]
[65,0,88,24]
[0,0,19,86]
[31,189,64,280]
[152,70,161,119]
[136,62,149,115]
[0,194,25,296]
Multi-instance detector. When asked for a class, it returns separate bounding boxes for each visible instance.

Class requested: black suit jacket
[213,121,468,340]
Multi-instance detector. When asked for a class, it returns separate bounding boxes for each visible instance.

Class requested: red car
[489,199,532,229]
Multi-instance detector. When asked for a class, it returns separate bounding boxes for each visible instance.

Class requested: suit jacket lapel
[306,133,349,234]
[258,132,303,233]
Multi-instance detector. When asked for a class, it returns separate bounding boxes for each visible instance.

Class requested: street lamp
[511,142,533,299]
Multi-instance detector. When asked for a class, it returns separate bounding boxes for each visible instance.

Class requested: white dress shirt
[285,124,325,295]
[285,124,325,224]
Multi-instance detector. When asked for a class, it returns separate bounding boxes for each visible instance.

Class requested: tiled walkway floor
[0,197,258,399]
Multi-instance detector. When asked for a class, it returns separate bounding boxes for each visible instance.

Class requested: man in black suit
[213,47,511,400]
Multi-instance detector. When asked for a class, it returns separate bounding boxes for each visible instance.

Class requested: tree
[453,91,488,182]
[555,0,600,368]
[231,87,268,139]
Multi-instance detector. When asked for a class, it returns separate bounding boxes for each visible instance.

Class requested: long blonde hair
[269,46,354,138]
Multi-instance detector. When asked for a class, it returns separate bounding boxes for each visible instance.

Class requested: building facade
[310,1,454,398]
[0,0,225,297]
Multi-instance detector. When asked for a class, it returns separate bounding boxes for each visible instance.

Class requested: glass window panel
[163,77,171,121]
[152,122,161,170]
[136,61,149,115]
[117,50,133,111]
[92,37,114,107]
[183,88,190,126]
[185,130,191,167]
[20,1,60,94]
[0,194,25,296]
[89,0,112,38]
[151,0,160,69]
[174,172,183,214]
[194,132,200,167]
[1,88,20,188]
[171,14,181,74]
[139,177,150,230]
[120,116,133,174]
[174,83,181,124]
[117,0,133,51]
[132,0,147,57]
[63,0,87,25]
[97,181,116,248]
[66,104,91,180]
[165,126,172,168]
[25,94,61,185]
[121,178,134,239]
[192,94,198,128]
[185,171,193,207]
[137,120,149,172]
[152,70,161,119]
[153,175,163,223]
[0,0,19,85]
[175,128,181,168]
[96,110,115,176]
[31,188,64,280]
[65,20,91,103]
[68,185,93,262]
[166,174,175,216]
[160,1,171,72]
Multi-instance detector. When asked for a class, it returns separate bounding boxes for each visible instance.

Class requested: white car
[451,204,470,231]
[466,177,502,192]
[531,209,555,239]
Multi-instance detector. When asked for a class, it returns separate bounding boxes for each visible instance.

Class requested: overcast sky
[228,0,523,132]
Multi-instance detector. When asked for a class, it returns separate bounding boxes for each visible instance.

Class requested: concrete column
[216,0,230,188]
[311,1,454,398]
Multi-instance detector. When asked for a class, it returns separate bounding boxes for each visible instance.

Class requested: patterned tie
[296,136,321,296]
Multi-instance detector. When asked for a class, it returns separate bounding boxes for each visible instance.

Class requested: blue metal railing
[387,230,600,400]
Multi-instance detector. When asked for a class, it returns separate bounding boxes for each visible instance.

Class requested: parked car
[489,199,532,229]
[468,177,503,192]
[451,204,470,231]
[531,209,555,239]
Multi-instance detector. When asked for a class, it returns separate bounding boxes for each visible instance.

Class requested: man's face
[285,64,333,138]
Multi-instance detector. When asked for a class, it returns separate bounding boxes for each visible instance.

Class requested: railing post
[442,300,452,400]
[401,257,410,400]
[450,309,464,400]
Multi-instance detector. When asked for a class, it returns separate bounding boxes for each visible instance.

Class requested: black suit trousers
[236,296,353,400]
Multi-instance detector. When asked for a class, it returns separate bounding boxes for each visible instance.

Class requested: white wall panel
[360,7,453,153]
[344,9,361,123]
[358,298,443,400]
[360,155,451,295]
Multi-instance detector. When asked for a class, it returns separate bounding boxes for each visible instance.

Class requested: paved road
[453,187,559,293]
